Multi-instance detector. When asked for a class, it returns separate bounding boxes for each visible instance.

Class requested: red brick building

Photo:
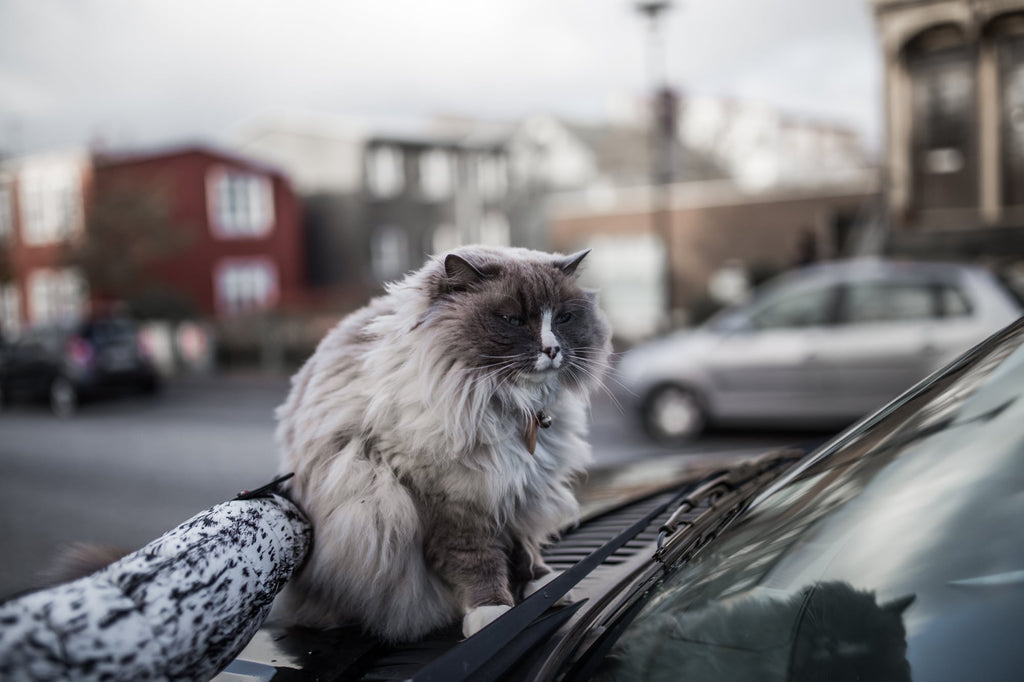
[95,145,305,318]
[0,145,306,337]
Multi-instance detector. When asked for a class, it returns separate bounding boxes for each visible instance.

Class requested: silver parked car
[618,259,1022,440]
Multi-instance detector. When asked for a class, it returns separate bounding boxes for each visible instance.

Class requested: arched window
[904,24,978,211]
[991,13,1024,207]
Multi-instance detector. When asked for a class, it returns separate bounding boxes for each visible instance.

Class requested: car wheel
[49,376,78,418]
[643,385,707,441]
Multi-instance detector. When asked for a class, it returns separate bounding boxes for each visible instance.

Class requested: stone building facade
[873,0,1024,258]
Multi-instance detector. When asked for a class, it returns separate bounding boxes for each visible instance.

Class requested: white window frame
[214,258,280,316]
[19,167,84,246]
[478,155,508,200]
[420,149,454,200]
[26,267,86,325]
[371,226,408,281]
[367,146,405,198]
[206,167,275,239]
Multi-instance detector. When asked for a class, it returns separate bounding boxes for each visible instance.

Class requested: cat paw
[462,604,512,638]
[524,571,574,605]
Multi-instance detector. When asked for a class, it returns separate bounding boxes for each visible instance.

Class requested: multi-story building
[873,0,1024,257]
[94,145,304,318]
[362,134,511,282]
[233,114,515,296]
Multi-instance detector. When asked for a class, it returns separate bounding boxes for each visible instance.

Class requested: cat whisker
[580,363,633,394]
[469,363,517,391]
[565,361,626,412]
[566,352,635,398]
[466,360,518,373]
[574,346,626,361]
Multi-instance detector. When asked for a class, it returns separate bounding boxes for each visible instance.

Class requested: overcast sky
[0,0,882,155]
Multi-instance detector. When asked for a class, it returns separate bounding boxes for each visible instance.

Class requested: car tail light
[66,336,95,369]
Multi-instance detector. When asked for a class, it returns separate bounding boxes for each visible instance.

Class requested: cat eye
[499,314,523,327]
[555,311,573,324]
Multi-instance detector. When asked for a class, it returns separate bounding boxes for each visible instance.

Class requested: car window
[747,285,835,330]
[841,280,937,323]
[938,283,972,317]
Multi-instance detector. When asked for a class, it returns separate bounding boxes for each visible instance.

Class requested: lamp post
[635,1,680,326]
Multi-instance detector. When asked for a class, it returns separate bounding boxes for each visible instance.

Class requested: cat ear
[880,594,916,616]
[557,249,591,277]
[443,253,488,292]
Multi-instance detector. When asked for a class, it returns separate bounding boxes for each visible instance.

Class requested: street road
[0,373,821,599]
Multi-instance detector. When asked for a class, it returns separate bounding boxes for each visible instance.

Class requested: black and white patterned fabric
[0,493,311,682]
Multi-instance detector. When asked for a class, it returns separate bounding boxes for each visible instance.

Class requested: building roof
[94,142,289,179]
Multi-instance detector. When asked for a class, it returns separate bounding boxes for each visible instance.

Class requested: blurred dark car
[219,317,1024,681]
[618,258,1022,440]
[0,317,160,416]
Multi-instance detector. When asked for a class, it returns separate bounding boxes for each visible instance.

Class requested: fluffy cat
[272,245,612,641]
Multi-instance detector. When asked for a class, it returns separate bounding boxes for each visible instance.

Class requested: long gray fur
[274,245,612,641]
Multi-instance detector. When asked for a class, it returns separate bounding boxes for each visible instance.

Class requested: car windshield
[603,321,1024,681]
[701,270,830,333]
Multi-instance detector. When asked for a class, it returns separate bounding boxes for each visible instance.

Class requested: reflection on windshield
[605,324,1024,681]
[604,581,913,681]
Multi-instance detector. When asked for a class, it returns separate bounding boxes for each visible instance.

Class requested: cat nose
[542,344,561,359]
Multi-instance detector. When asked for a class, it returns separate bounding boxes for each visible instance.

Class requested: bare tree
[64,183,194,317]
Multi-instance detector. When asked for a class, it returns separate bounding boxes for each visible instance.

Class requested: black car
[215,316,1024,681]
[0,317,160,416]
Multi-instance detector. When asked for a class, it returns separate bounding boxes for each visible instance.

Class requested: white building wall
[231,115,366,194]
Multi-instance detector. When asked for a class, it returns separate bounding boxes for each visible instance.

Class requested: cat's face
[428,247,610,394]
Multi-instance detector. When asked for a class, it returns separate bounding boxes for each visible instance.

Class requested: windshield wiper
[654,449,803,565]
